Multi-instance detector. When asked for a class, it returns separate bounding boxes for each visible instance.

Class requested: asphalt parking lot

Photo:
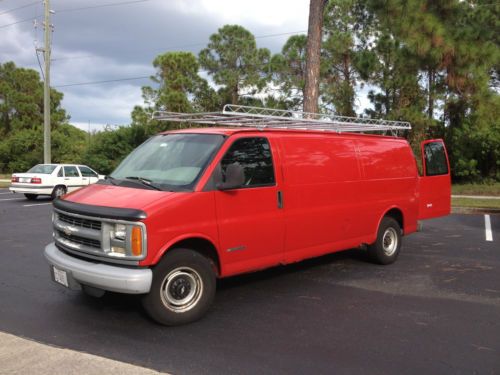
[0,188,498,375]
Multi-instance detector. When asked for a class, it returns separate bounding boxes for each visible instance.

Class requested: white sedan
[10,164,105,200]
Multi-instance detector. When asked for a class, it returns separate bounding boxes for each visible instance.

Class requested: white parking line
[485,214,493,242]
[0,192,13,195]
[23,202,52,207]
[0,198,24,201]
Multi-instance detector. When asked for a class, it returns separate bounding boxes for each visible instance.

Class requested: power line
[35,49,45,81]
[51,30,307,62]
[0,0,151,28]
[0,15,38,28]
[55,0,152,13]
[54,75,151,88]
[0,0,40,17]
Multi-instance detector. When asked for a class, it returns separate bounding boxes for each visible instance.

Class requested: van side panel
[279,134,368,262]
[355,138,419,237]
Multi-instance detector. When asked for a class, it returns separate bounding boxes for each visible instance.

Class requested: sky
[0,0,312,131]
[0,0,370,132]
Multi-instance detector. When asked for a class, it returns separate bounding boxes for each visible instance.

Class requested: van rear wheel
[142,248,216,326]
[368,217,402,265]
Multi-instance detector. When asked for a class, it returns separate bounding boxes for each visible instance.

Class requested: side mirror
[217,163,245,191]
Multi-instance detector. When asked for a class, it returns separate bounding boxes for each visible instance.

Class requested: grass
[452,197,500,210]
[0,174,10,188]
[452,183,500,196]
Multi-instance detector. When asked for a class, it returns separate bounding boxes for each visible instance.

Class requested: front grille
[57,230,101,249]
[59,213,102,230]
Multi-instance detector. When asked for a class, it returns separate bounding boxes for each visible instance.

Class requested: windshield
[111,133,225,191]
[27,164,57,174]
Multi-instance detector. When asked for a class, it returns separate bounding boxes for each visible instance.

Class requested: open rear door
[418,139,451,220]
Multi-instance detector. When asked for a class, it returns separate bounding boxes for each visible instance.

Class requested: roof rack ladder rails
[152,105,411,134]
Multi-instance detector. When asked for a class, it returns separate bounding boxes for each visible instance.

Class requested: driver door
[213,136,285,275]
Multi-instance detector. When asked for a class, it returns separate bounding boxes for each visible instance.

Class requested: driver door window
[219,137,275,188]
[78,166,98,184]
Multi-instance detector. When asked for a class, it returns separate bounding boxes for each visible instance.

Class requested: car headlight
[113,223,127,240]
[109,223,145,258]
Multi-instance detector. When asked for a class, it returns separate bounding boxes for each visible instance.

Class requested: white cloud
[167,0,309,28]
[0,14,39,68]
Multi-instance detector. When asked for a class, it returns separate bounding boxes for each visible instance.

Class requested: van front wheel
[368,217,402,265]
[142,249,216,326]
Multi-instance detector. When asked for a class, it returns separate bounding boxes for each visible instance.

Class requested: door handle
[277,190,283,209]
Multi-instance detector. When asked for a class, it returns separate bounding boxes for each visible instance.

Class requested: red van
[44,106,451,325]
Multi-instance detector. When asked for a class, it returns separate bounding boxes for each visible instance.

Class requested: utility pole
[43,0,52,163]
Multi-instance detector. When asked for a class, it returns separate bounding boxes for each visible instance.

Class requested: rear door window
[64,166,80,177]
[424,142,448,176]
[220,137,275,187]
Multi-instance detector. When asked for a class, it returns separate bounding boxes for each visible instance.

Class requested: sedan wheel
[51,186,66,199]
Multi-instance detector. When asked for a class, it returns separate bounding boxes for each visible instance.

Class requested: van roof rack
[152,105,411,134]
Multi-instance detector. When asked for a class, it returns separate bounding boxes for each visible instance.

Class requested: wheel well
[168,238,221,276]
[385,208,404,233]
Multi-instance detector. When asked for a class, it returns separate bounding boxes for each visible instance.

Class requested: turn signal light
[131,226,143,256]
[31,177,42,184]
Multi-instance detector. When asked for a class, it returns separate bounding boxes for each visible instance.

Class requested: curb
[451,206,500,215]
[452,194,500,200]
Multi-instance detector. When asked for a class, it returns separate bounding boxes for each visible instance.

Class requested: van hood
[61,183,179,214]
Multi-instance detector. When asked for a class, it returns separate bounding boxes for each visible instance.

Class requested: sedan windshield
[27,164,57,174]
[111,133,225,191]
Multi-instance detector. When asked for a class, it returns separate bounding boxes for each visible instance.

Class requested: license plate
[19,177,30,183]
[53,266,69,287]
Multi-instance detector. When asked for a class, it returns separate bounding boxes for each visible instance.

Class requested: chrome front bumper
[44,242,152,294]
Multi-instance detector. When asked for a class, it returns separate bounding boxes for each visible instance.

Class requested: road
[0,188,499,375]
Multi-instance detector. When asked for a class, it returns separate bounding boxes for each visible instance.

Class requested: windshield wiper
[105,175,118,185]
[124,176,163,191]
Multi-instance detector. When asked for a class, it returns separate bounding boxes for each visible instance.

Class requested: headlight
[113,223,127,240]
[108,223,145,258]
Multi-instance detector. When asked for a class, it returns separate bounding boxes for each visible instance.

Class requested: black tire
[142,248,216,326]
[367,217,402,265]
[24,194,38,200]
[51,185,66,200]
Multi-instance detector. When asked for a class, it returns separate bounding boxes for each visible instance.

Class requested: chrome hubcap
[382,227,398,256]
[161,267,203,312]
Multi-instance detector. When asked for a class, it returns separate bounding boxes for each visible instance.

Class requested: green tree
[132,51,219,133]
[199,25,271,105]
[366,0,499,181]
[82,124,148,175]
[321,0,372,116]
[0,61,84,172]
[270,35,307,109]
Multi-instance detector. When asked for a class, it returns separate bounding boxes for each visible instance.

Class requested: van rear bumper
[44,243,152,294]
